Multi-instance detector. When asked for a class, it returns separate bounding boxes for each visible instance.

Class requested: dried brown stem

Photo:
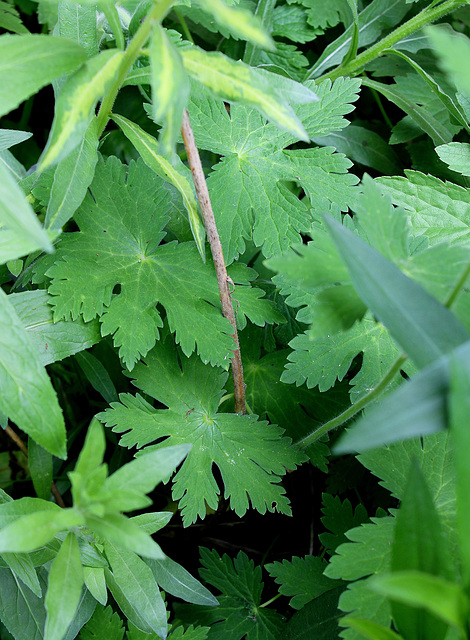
[181,109,246,414]
[4,424,66,508]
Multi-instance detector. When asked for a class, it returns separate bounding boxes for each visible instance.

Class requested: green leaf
[0,162,53,262]
[129,512,173,535]
[362,77,453,146]
[175,549,285,640]
[313,125,401,175]
[340,618,404,640]
[181,47,316,142]
[56,1,99,60]
[0,289,66,458]
[45,117,100,231]
[0,128,32,151]
[427,26,470,96]
[449,359,470,588]
[323,215,469,369]
[8,290,100,366]
[0,508,83,553]
[265,555,338,609]
[146,556,218,606]
[149,26,189,154]
[110,114,205,261]
[0,34,87,117]
[75,351,118,403]
[78,604,124,640]
[370,572,468,632]
[435,142,470,178]
[2,551,41,597]
[74,418,106,480]
[39,49,124,171]
[45,533,84,640]
[376,171,470,248]
[188,77,360,263]
[100,337,304,525]
[390,460,449,640]
[83,567,107,606]
[28,438,52,501]
[196,0,274,49]
[0,2,28,34]
[0,567,47,640]
[319,494,369,554]
[283,586,345,640]
[104,543,167,637]
[85,513,165,560]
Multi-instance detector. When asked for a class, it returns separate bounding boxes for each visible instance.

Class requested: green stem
[445,261,470,308]
[368,82,393,129]
[174,9,194,44]
[260,593,281,608]
[296,355,407,449]
[315,0,465,83]
[96,0,174,136]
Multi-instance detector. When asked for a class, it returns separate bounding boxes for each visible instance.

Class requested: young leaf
[110,114,205,258]
[78,604,124,640]
[85,513,165,560]
[45,117,100,231]
[390,460,450,640]
[0,289,66,458]
[323,215,469,369]
[8,290,100,366]
[45,532,84,640]
[104,543,167,637]
[39,49,124,171]
[370,572,468,632]
[265,556,338,609]
[149,26,189,154]
[181,47,316,141]
[175,549,285,639]
[0,34,87,117]
[100,337,304,526]
[436,142,470,178]
[146,556,218,606]
[83,566,107,606]
[0,508,83,553]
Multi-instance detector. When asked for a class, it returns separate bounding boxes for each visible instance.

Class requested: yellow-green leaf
[39,49,124,171]
[111,113,206,260]
[197,0,274,49]
[150,25,190,154]
[181,47,314,141]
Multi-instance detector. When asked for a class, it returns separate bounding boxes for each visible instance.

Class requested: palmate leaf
[99,337,304,526]
[187,77,361,264]
[175,549,285,640]
[42,155,279,370]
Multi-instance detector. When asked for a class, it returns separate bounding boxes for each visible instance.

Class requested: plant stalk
[96,0,175,136]
[181,109,246,414]
[314,0,466,83]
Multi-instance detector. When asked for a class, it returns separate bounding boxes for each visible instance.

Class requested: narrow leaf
[74,418,106,479]
[0,567,47,640]
[85,513,165,560]
[0,508,83,553]
[323,215,469,369]
[427,26,470,96]
[0,289,66,458]
[45,533,83,640]
[28,438,52,501]
[75,351,118,403]
[0,34,87,117]
[146,556,218,605]
[2,552,41,597]
[45,117,99,230]
[111,113,206,259]
[39,49,124,171]
[83,566,107,606]
[340,618,404,640]
[0,128,32,151]
[56,1,99,59]
[370,572,468,632]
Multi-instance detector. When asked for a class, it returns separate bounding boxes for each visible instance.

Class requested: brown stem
[181,109,246,414]
[4,424,66,508]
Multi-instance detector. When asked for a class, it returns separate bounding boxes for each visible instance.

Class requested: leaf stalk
[181,110,246,414]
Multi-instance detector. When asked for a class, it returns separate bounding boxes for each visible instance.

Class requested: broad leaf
[436,142,470,178]
[319,494,369,554]
[39,49,124,171]
[78,604,125,640]
[99,337,304,525]
[188,77,361,263]
[265,556,338,609]
[43,155,279,370]
[427,26,470,96]
[0,34,86,117]
[0,288,66,458]
[283,587,345,640]
[175,549,285,640]
[56,1,99,60]
[45,532,84,640]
